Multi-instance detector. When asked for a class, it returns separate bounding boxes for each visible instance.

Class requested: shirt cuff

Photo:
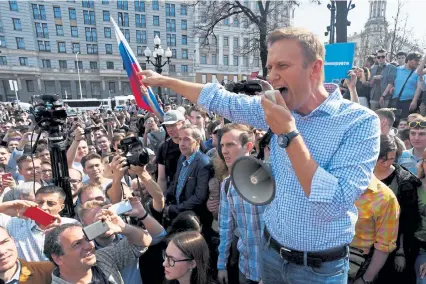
[198,83,221,113]
[309,166,338,203]
[374,241,397,253]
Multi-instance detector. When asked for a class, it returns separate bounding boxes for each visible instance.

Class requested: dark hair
[396,51,407,57]
[399,128,410,141]
[377,48,387,54]
[366,56,375,65]
[221,123,254,147]
[44,223,83,265]
[167,211,201,236]
[16,155,40,170]
[36,185,66,201]
[188,105,206,118]
[81,152,102,169]
[167,231,210,284]
[35,144,48,154]
[378,135,397,161]
[376,108,396,126]
[406,52,422,63]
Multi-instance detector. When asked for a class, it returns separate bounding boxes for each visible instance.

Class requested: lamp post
[75,51,83,99]
[144,35,172,103]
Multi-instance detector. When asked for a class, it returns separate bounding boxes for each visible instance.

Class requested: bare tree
[191,1,295,77]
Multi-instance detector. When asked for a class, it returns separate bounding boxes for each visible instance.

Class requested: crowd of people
[0,26,426,284]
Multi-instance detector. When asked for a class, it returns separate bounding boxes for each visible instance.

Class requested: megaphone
[230,156,275,205]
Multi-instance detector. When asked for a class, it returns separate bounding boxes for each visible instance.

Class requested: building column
[101,79,106,91]
[85,81,91,98]
[219,35,224,65]
[54,80,61,95]
[37,78,42,92]
[229,36,234,66]
[118,80,122,95]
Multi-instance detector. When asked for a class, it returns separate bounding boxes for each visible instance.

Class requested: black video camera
[30,94,67,130]
[225,80,262,96]
[118,137,150,167]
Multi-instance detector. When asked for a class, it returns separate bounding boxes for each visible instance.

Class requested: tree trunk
[259,14,268,79]
[335,1,348,43]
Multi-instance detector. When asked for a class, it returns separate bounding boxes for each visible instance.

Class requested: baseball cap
[162,110,185,125]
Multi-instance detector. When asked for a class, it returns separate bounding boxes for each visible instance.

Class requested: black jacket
[389,164,422,254]
[166,151,214,225]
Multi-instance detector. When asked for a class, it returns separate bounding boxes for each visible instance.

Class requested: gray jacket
[369,63,397,101]
[51,238,147,284]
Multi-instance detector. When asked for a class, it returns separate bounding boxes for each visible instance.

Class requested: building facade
[0,0,195,103]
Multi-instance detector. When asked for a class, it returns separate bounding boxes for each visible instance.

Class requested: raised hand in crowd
[0,199,38,218]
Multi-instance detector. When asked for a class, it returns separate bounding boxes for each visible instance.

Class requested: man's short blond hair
[267,27,325,68]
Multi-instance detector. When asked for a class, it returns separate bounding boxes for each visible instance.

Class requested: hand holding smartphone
[23,207,56,227]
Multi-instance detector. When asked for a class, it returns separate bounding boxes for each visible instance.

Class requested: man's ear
[245,141,254,154]
[51,254,62,267]
[310,58,324,81]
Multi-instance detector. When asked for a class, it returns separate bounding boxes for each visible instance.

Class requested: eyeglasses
[162,251,193,267]
[409,121,426,128]
[377,55,386,59]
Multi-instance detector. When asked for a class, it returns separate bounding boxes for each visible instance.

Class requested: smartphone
[83,220,109,241]
[110,200,132,216]
[23,207,56,227]
[1,173,12,183]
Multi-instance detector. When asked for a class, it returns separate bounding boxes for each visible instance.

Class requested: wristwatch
[277,130,299,148]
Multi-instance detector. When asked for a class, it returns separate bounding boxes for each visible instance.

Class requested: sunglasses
[409,121,426,128]
[377,56,385,59]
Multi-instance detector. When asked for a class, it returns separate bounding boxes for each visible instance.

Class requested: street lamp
[74,51,83,99]
[144,35,172,103]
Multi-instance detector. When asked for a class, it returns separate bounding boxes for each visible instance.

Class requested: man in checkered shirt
[138,27,380,283]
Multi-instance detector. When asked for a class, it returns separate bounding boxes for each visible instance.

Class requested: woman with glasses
[163,231,216,284]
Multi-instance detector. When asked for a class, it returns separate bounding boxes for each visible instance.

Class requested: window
[153,16,159,26]
[54,7,61,19]
[202,74,207,84]
[182,49,188,59]
[12,19,21,31]
[121,29,130,42]
[254,57,259,67]
[0,56,7,65]
[85,27,97,42]
[154,31,160,38]
[42,59,51,68]
[136,30,147,44]
[223,37,228,46]
[56,25,64,36]
[152,0,159,10]
[141,63,146,70]
[9,1,18,11]
[172,49,177,58]
[104,27,111,38]
[69,8,77,20]
[169,64,176,72]
[243,18,248,28]
[243,38,249,47]
[117,0,128,10]
[233,56,239,66]
[137,46,143,56]
[74,60,83,69]
[32,4,46,20]
[90,61,98,69]
[135,1,145,12]
[87,44,98,54]
[181,5,187,15]
[102,0,109,3]
[16,37,24,49]
[200,12,207,23]
[19,57,28,66]
[59,60,67,69]
[103,11,110,21]
[105,44,112,54]
[135,14,146,28]
[166,34,176,47]
[181,65,188,73]
[233,18,239,27]
[166,3,175,16]
[181,20,187,30]
[223,18,229,25]
[0,36,6,48]
[71,26,78,37]
[223,55,228,65]
[212,54,217,65]
[182,35,187,45]
[26,80,35,92]
[38,41,51,52]
[201,54,207,64]
[109,82,116,92]
[118,12,129,27]
[58,42,66,53]
[82,0,94,8]
[166,19,176,32]
[84,11,96,25]
[72,43,80,53]
[107,61,114,69]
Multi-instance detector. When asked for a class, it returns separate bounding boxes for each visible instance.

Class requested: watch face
[278,135,289,148]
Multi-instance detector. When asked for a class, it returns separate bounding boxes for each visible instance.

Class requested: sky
[293,0,426,48]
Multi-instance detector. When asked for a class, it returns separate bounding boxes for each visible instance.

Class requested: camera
[225,80,262,96]
[118,137,150,167]
[30,94,67,130]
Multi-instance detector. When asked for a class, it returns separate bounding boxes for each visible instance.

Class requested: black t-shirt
[156,138,181,186]
[381,170,397,187]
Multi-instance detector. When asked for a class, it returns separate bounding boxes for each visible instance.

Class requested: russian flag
[111,17,164,120]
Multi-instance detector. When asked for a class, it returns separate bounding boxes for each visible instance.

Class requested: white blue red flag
[111,17,164,120]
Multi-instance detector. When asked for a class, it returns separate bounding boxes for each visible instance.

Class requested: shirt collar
[7,260,21,284]
[183,150,199,166]
[293,83,342,118]
[367,175,381,193]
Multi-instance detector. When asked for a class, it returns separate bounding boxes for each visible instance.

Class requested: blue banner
[324,42,355,83]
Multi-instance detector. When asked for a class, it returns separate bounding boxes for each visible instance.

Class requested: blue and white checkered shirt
[176,151,199,203]
[217,177,265,281]
[198,83,380,252]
